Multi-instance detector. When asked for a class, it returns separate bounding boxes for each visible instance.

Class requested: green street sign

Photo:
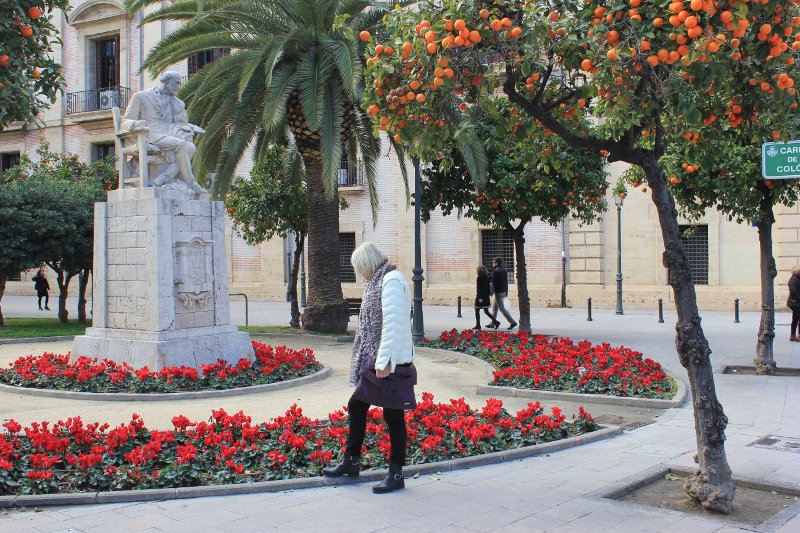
[762,140,800,179]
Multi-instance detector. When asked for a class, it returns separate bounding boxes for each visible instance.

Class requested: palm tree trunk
[288,233,304,329]
[301,156,348,332]
[643,157,735,513]
[508,221,531,334]
[754,185,777,374]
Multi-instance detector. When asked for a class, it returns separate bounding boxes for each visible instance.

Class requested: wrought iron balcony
[338,159,365,188]
[66,86,131,116]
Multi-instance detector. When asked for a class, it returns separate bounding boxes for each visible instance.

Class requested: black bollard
[658,298,664,323]
[457,296,462,318]
[587,297,593,321]
[734,298,740,323]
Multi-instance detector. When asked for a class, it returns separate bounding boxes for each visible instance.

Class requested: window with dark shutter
[95,36,120,90]
[339,233,357,283]
[678,225,709,285]
[1,152,20,174]
[187,49,229,77]
[481,229,515,284]
[92,143,115,162]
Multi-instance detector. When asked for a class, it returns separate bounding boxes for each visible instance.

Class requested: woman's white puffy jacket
[374,270,414,372]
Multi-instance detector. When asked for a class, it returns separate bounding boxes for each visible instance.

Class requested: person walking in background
[490,257,517,330]
[323,242,417,494]
[32,269,50,310]
[473,265,497,330]
[788,265,800,341]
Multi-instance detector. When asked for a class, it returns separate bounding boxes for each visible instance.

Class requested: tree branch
[503,65,633,161]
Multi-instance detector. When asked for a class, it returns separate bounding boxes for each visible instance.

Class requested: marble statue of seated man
[120,70,206,194]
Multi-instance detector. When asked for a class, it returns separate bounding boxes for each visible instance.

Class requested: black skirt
[352,357,417,410]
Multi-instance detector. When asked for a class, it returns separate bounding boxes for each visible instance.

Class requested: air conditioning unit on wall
[99,90,118,110]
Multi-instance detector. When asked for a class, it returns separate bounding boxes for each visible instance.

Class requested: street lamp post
[300,247,306,308]
[412,157,425,343]
[614,194,624,315]
[560,217,568,308]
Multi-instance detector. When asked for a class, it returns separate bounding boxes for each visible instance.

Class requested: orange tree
[0,1,69,131]
[654,122,800,376]
[419,96,607,333]
[364,0,800,513]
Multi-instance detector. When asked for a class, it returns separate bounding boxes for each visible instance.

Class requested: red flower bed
[0,394,597,495]
[424,329,674,399]
[0,342,321,393]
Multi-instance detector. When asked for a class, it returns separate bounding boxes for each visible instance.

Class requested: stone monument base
[72,325,254,370]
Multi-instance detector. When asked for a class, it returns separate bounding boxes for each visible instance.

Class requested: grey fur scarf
[349,262,396,386]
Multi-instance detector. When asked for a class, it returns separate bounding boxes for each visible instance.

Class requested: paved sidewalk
[0,295,799,532]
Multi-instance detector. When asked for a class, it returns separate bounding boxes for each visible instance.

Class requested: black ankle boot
[372,463,404,494]
[472,324,481,330]
[322,454,360,478]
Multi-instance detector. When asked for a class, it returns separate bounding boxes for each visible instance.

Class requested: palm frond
[261,63,297,132]
[350,108,381,223]
[282,141,306,187]
[296,48,333,131]
[318,77,344,196]
[320,34,361,101]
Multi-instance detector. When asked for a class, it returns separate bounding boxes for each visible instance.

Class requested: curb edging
[247,333,355,343]
[0,335,76,345]
[0,365,332,402]
[591,464,800,533]
[0,425,622,508]
[417,347,686,409]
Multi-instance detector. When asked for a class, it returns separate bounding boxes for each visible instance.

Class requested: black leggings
[346,396,406,466]
[474,307,494,326]
[792,307,800,337]
[38,293,49,309]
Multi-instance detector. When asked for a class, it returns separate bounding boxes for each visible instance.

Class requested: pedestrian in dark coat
[473,265,497,329]
[32,269,50,310]
[490,258,517,330]
[788,266,800,341]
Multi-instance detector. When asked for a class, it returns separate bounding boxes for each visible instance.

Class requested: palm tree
[127,0,389,332]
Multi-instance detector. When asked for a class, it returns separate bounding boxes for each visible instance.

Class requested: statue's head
[159,71,182,96]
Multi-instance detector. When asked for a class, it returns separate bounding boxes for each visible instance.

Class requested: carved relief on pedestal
[174,236,214,311]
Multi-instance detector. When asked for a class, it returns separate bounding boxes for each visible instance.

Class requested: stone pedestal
[72,188,254,370]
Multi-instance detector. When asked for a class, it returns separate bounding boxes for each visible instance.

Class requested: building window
[188,49,229,77]
[481,229,514,284]
[94,36,120,89]
[679,225,709,285]
[7,272,21,281]
[92,143,115,162]
[338,151,364,187]
[339,232,357,283]
[1,152,20,174]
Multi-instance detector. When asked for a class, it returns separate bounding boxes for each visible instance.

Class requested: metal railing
[230,293,249,326]
[66,86,131,115]
[338,160,365,187]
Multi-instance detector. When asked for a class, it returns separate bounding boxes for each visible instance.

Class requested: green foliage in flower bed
[0,394,598,495]
[423,329,675,399]
[0,342,321,393]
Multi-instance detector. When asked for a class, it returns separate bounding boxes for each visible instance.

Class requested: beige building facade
[3,1,798,313]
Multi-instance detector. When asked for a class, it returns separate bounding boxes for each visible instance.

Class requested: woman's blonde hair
[351,242,388,281]
[792,265,800,275]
